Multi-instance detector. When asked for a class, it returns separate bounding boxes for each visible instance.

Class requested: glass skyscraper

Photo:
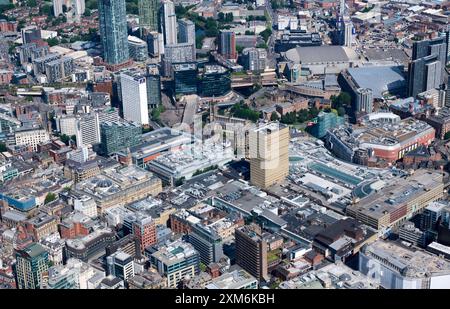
[98,0,130,65]
[138,0,159,34]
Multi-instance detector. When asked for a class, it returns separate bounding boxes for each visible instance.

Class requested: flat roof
[285,46,359,64]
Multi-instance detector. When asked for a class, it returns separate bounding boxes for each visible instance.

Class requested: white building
[75,113,100,147]
[107,251,135,281]
[40,233,65,266]
[74,196,98,218]
[15,127,50,151]
[57,115,78,137]
[344,20,353,48]
[120,71,149,125]
[162,0,177,46]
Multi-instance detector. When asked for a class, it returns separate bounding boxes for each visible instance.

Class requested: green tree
[40,4,53,16]
[337,107,346,117]
[0,142,7,152]
[236,45,244,54]
[46,37,59,47]
[331,92,352,109]
[445,131,450,140]
[259,28,272,43]
[84,8,91,16]
[270,111,279,121]
[60,134,70,145]
[44,193,57,204]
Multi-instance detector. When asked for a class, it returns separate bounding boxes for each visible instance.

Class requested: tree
[60,134,70,145]
[46,37,59,47]
[0,142,7,152]
[236,45,244,54]
[331,92,352,109]
[259,28,272,43]
[218,12,225,22]
[84,8,91,17]
[44,193,57,204]
[270,111,279,121]
[40,4,53,16]
[337,107,346,117]
[445,131,450,140]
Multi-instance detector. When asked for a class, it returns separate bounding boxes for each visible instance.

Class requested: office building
[53,0,63,17]
[15,243,49,289]
[74,196,98,218]
[219,30,236,60]
[65,228,116,261]
[131,213,157,252]
[359,240,450,289]
[128,36,148,62]
[178,19,195,45]
[71,165,162,213]
[106,251,135,281]
[398,222,427,247]
[412,37,447,80]
[120,70,149,125]
[173,63,197,97]
[98,0,130,65]
[235,225,269,282]
[163,43,196,77]
[249,122,290,189]
[14,127,50,152]
[75,114,101,147]
[146,65,162,110]
[241,48,267,72]
[421,201,448,231]
[149,239,200,288]
[100,121,142,155]
[161,0,177,46]
[356,88,373,114]
[188,224,224,266]
[198,65,231,98]
[139,0,159,34]
[33,53,61,75]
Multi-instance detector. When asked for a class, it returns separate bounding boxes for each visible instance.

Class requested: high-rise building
[53,0,63,17]
[132,214,157,252]
[173,63,198,97]
[75,113,101,147]
[146,64,162,110]
[120,70,149,125]
[307,111,345,139]
[147,31,161,57]
[161,0,177,46]
[409,37,447,97]
[178,19,195,45]
[139,0,159,34]
[344,20,353,48]
[249,122,289,189]
[446,76,450,107]
[149,239,199,288]
[73,0,86,16]
[45,57,74,83]
[188,224,224,266]
[409,54,442,97]
[98,0,130,65]
[21,26,42,45]
[15,243,49,289]
[128,36,148,62]
[356,88,373,113]
[100,121,142,155]
[218,30,236,60]
[106,251,135,281]
[198,65,231,97]
[241,48,267,72]
[235,225,269,282]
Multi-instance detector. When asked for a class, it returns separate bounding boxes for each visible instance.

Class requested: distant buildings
[146,65,162,110]
[15,243,49,289]
[249,122,289,189]
[163,43,196,77]
[173,63,198,97]
[178,19,195,45]
[98,0,130,65]
[128,36,148,62]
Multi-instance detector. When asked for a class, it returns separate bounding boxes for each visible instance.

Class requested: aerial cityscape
[0,0,450,291]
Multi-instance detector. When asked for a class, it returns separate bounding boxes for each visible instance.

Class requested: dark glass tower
[98,0,130,65]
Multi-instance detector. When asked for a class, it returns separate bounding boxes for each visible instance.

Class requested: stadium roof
[285,46,359,64]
